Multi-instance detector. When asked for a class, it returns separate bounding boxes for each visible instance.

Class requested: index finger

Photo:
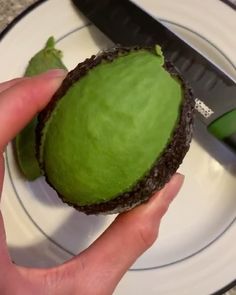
[0,70,66,151]
[0,78,26,94]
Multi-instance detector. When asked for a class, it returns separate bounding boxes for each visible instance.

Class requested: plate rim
[0,0,236,294]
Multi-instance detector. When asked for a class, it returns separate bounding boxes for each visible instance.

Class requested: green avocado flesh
[42,49,182,205]
[15,119,39,180]
[208,109,236,140]
[15,37,66,180]
[25,37,67,76]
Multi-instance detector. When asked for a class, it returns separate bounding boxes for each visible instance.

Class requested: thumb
[66,173,184,295]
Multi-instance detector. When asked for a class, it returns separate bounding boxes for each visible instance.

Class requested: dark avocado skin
[37,46,194,215]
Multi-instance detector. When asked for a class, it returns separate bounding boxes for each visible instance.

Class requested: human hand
[0,70,184,295]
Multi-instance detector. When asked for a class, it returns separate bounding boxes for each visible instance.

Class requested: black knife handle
[220,0,236,10]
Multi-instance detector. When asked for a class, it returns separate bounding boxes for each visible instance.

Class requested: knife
[72,0,236,171]
[220,0,236,10]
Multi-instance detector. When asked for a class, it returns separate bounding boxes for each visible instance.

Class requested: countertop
[0,0,37,31]
[0,1,235,294]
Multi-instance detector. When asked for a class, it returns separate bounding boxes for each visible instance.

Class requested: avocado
[15,37,67,180]
[37,46,194,214]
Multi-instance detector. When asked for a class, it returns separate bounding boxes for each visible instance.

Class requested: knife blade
[72,0,236,171]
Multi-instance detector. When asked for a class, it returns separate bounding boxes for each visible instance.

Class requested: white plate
[0,0,236,294]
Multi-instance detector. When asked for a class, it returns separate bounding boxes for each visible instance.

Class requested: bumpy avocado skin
[15,37,67,180]
[37,47,194,214]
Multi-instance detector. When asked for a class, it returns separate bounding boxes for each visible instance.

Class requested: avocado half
[37,46,194,215]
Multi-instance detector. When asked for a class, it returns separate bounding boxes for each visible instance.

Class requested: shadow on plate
[87,24,113,49]
[9,210,110,268]
[71,1,114,50]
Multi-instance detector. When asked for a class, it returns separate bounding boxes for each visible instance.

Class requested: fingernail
[36,69,67,89]
[42,69,67,78]
[162,173,184,203]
